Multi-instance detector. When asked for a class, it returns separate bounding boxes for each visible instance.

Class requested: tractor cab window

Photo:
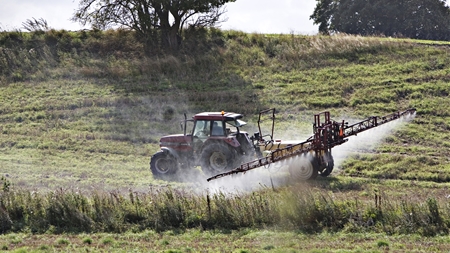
[211,121,225,136]
[227,119,246,127]
[225,119,247,135]
[193,120,211,140]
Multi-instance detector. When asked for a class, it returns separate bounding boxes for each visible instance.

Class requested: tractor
[151,108,416,181]
[150,111,259,179]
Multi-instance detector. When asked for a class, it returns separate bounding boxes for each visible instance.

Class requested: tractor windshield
[193,120,211,140]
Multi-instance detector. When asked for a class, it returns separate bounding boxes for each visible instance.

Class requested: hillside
[1,30,449,190]
[1,29,450,249]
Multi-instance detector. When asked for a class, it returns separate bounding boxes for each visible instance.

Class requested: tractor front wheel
[288,155,319,181]
[201,143,236,176]
[150,151,178,179]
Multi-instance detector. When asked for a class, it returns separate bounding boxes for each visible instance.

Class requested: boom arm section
[206,108,416,182]
[341,108,416,138]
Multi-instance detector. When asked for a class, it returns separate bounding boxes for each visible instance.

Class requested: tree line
[19,0,447,54]
[310,0,450,41]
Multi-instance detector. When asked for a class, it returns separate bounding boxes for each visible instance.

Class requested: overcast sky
[0,0,449,34]
[0,0,319,34]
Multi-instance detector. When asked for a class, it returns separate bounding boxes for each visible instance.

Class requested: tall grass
[0,181,449,236]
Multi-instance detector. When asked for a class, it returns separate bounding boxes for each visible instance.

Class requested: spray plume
[332,112,416,170]
[186,111,417,194]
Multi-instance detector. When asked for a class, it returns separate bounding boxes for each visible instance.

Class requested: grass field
[2,230,450,252]
[0,29,450,251]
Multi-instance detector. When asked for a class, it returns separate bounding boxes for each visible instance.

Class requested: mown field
[0,29,450,252]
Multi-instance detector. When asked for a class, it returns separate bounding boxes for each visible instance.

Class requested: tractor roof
[193,112,243,121]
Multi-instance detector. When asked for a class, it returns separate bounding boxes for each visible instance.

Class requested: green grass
[1,229,450,252]
[1,178,450,237]
[0,29,450,249]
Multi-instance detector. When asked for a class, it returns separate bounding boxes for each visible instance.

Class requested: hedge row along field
[0,180,450,237]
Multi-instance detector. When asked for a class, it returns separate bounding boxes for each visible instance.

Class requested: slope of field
[1,31,449,189]
[0,30,450,249]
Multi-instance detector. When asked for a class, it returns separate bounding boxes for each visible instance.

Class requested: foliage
[72,0,235,51]
[311,0,450,40]
[21,18,50,32]
[0,184,449,236]
[310,0,333,34]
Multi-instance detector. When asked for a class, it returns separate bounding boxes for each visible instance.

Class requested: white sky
[0,0,318,34]
[0,0,449,34]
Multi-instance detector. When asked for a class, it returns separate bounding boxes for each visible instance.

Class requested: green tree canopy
[310,0,450,41]
[72,0,235,51]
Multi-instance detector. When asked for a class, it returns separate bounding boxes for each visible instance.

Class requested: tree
[310,0,334,34]
[72,0,235,51]
[310,0,450,40]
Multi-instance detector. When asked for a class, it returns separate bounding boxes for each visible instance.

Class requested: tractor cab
[191,112,247,139]
[190,112,250,153]
[151,111,258,179]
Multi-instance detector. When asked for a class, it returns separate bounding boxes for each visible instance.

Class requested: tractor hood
[159,134,191,149]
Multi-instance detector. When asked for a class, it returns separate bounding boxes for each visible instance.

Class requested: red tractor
[150,111,259,179]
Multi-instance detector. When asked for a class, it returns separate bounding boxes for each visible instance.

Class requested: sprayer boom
[207,108,416,182]
[341,108,416,138]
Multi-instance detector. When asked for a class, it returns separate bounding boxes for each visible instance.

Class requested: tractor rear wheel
[201,143,236,176]
[288,155,319,181]
[150,151,178,179]
[319,152,334,177]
